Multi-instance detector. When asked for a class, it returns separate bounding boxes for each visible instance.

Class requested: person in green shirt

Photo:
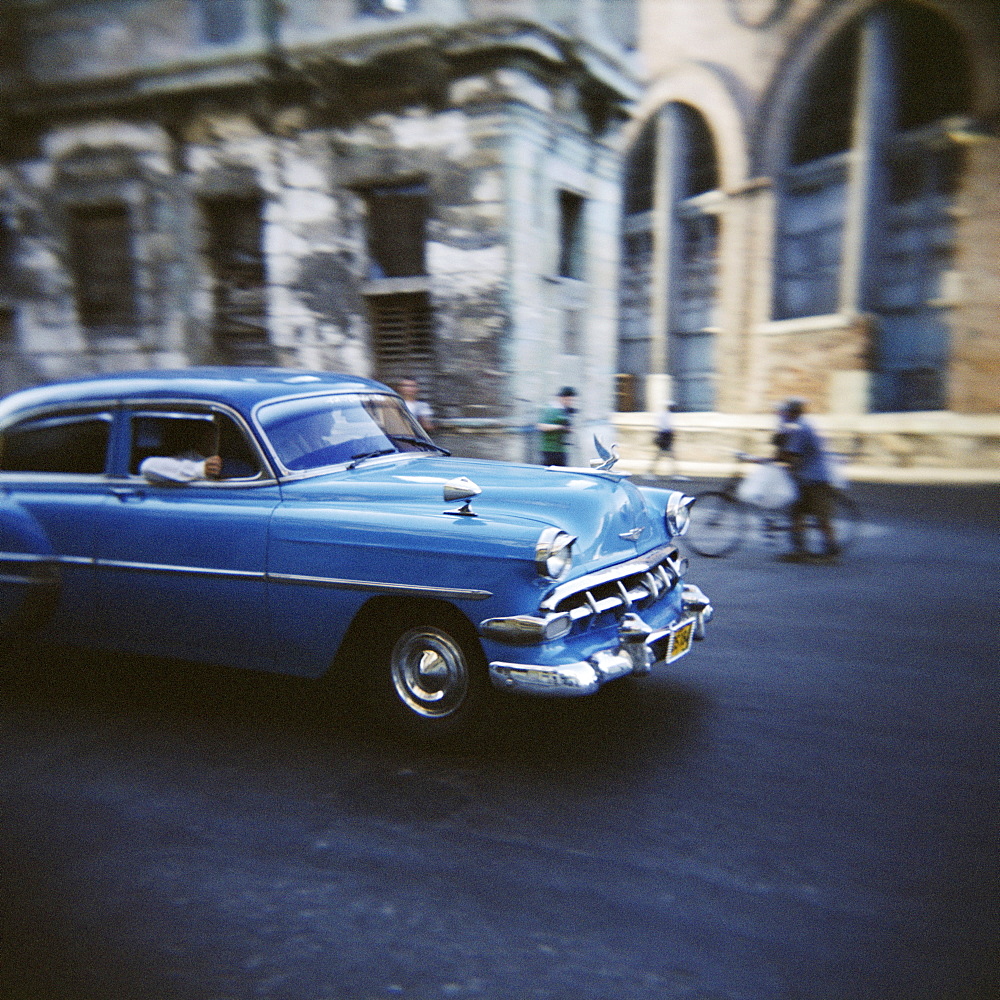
[537,386,577,466]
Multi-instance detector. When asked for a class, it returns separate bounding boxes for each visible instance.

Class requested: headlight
[666,492,694,537]
[535,527,576,579]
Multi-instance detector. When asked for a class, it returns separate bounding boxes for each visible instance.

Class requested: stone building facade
[0,0,639,462]
[615,0,1000,479]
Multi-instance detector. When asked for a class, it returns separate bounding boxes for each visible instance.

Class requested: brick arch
[757,0,999,178]
[623,63,750,192]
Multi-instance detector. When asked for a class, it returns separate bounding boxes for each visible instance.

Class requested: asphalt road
[1,484,997,1000]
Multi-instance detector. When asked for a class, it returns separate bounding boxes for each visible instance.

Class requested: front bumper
[488,583,713,697]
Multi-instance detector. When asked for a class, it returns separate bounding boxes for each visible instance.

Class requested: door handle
[109,487,145,502]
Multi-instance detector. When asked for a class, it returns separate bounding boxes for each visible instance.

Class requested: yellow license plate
[666,620,695,663]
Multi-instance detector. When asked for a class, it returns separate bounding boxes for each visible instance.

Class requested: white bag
[827,453,849,491]
[737,462,798,509]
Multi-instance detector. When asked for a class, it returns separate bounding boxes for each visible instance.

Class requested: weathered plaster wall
[1,2,635,470]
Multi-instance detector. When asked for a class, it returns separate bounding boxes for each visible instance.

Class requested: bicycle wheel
[830,490,861,554]
[686,491,746,557]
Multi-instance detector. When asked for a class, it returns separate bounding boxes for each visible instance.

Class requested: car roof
[0,367,393,422]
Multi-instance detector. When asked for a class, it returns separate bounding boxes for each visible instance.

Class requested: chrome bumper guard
[489,584,713,697]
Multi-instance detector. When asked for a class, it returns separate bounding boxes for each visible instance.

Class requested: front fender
[266,502,547,676]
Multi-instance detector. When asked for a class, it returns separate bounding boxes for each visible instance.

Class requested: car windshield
[257,392,443,472]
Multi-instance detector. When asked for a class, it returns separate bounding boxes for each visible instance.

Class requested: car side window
[128,410,263,480]
[0,413,112,474]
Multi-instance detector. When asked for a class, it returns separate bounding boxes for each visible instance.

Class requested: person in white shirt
[397,377,435,434]
[647,402,684,479]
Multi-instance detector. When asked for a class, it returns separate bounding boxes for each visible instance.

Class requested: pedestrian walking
[647,401,684,479]
[774,397,840,562]
[537,387,577,466]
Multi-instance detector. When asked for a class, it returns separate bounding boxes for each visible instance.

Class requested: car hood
[280,454,677,567]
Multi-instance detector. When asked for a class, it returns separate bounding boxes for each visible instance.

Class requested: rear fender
[0,492,60,632]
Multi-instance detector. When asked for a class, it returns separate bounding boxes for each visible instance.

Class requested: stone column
[646,104,682,410]
[841,7,895,315]
[950,136,1000,413]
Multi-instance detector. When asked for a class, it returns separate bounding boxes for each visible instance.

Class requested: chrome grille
[539,544,685,624]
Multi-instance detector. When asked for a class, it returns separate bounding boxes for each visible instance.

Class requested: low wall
[611,411,1000,484]
[433,412,1000,483]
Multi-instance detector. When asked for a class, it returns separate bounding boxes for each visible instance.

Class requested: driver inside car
[139,417,223,484]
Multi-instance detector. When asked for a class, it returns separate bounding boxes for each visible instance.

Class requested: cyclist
[774,397,840,562]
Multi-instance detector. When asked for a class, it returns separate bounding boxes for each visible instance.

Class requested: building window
[557,191,586,280]
[366,291,436,395]
[775,0,972,411]
[617,103,721,412]
[617,227,653,409]
[202,196,272,365]
[774,159,848,320]
[357,0,411,18]
[365,183,428,280]
[622,121,655,216]
[670,108,721,416]
[680,107,720,198]
[197,0,245,45]
[68,204,139,338]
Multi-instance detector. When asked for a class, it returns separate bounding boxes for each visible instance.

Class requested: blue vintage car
[0,368,711,734]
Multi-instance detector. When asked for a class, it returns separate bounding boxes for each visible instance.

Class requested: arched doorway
[774,1,973,411]
[619,102,722,412]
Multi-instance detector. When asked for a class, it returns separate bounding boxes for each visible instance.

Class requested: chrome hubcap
[390,627,469,719]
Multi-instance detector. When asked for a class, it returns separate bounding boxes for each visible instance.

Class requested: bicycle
[685,453,862,559]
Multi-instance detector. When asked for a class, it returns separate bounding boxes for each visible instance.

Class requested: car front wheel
[391,625,471,720]
[374,606,490,737]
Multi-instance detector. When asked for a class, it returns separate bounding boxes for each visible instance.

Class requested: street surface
[1,484,997,1000]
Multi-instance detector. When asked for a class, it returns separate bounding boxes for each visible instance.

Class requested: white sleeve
[139,456,208,483]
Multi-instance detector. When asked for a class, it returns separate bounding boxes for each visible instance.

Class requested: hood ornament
[443,476,482,517]
[591,435,619,472]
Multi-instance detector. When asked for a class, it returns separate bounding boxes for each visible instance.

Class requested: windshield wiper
[389,434,451,455]
[347,448,397,469]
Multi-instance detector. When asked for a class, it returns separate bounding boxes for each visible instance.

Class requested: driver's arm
[139,455,222,483]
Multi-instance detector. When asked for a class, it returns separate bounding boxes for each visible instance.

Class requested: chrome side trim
[97,559,266,581]
[0,552,90,567]
[0,550,489,599]
[267,571,491,601]
[0,572,52,586]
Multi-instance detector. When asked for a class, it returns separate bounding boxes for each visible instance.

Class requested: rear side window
[0,413,111,474]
